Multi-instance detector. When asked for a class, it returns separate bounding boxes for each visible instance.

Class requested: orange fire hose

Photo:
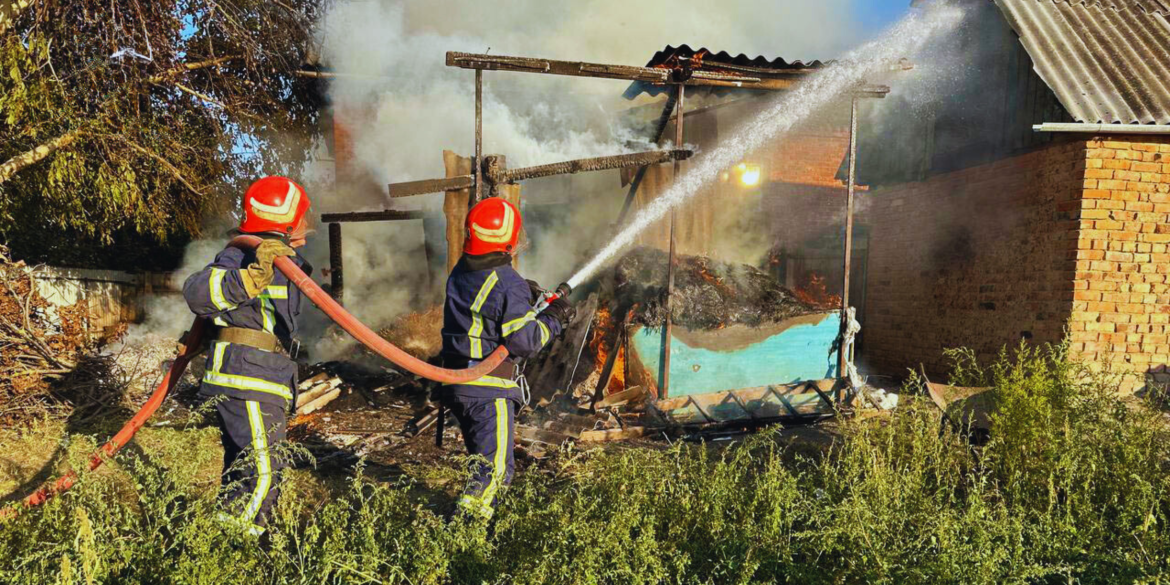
[0,317,209,519]
[3,235,508,518]
[229,235,509,384]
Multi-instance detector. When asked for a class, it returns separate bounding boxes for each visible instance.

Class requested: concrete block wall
[860,141,1085,376]
[1071,136,1170,390]
[32,267,179,333]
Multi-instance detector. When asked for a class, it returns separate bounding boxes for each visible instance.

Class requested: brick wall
[1070,136,1170,390]
[861,141,1085,376]
[765,130,853,188]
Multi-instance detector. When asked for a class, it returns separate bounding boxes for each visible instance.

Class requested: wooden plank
[297,388,342,415]
[296,378,342,409]
[320,210,429,223]
[297,372,329,391]
[446,51,806,91]
[579,427,647,442]
[594,385,646,409]
[387,175,474,198]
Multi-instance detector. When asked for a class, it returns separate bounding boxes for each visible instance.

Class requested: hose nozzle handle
[534,282,573,314]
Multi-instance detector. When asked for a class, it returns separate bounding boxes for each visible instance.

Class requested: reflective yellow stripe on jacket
[468,272,499,359]
[202,342,292,400]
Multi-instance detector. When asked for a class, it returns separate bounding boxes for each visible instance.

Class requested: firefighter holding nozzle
[439,197,576,520]
[182,176,314,536]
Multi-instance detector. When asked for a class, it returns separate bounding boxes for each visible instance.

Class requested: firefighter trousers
[214,398,286,534]
[443,393,516,519]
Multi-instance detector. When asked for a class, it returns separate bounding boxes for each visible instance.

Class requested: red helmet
[465,197,522,255]
[239,176,311,235]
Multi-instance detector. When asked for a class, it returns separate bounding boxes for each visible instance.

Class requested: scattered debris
[613,246,820,329]
[296,374,343,415]
[0,245,101,423]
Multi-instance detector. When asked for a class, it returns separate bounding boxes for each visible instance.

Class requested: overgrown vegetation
[0,245,98,423]
[0,0,323,270]
[3,343,1170,584]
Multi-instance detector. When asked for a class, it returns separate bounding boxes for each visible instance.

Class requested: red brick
[1132,161,1161,173]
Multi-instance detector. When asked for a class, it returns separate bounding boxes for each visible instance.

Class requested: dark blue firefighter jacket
[441,253,562,401]
[182,238,312,407]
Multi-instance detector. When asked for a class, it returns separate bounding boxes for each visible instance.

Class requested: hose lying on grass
[3,235,509,518]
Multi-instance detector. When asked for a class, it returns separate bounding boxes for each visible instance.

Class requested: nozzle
[554,282,572,299]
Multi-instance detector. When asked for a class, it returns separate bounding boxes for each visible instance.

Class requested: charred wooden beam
[328,223,343,303]
[616,92,679,225]
[448,51,669,82]
[492,149,692,184]
[320,210,429,223]
[448,51,805,91]
[388,175,475,198]
[386,150,692,198]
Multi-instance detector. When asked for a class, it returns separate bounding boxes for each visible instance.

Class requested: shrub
[2,342,1169,584]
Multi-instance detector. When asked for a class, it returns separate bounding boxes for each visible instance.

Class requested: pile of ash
[611,247,820,329]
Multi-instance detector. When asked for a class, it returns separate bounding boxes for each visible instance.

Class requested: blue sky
[857,0,915,36]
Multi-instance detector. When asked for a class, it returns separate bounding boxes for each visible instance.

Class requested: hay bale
[376,305,443,361]
[612,246,817,330]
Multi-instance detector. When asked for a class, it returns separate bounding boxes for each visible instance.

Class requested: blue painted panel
[631,313,840,397]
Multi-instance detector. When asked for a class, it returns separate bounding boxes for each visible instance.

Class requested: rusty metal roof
[995,0,1170,124]
[622,44,830,99]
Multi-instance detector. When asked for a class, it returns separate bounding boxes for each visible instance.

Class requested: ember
[590,306,626,393]
[793,273,842,310]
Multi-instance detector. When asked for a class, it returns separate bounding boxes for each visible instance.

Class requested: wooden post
[443,150,473,273]
[442,151,523,273]
[662,84,684,400]
[474,69,483,204]
[328,222,344,304]
[839,96,859,384]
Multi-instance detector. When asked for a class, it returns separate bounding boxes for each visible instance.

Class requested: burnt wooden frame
[322,48,889,409]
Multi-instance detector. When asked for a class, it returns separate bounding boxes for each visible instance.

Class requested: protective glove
[240,239,296,298]
[526,279,544,304]
[543,296,576,329]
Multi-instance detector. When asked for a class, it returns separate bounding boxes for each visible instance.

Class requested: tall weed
[2,343,1169,583]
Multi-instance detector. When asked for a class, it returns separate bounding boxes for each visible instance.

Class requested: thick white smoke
[304,0,880,336]
[319,0,870,184]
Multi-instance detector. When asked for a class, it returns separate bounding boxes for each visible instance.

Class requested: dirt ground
[0,328,904,508]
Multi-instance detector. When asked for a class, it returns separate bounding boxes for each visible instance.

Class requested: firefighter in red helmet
[182,176,314,536]
[439,197,575,520]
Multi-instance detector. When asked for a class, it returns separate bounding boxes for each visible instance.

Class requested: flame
[794,273,842,310]
[591,307,626,393]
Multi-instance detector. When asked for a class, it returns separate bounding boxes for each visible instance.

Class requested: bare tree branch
[170,82,227,109]
[146,55,240,83]
[116,136,205,197]
[0,128,83,186]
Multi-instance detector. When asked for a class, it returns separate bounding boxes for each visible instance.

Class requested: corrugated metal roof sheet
[622,44,831,99]
[995,0,1170,124]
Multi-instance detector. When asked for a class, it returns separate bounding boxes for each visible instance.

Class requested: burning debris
[612,246,819,329]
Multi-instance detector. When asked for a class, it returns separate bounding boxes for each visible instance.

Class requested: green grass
[3,342,1170,584]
